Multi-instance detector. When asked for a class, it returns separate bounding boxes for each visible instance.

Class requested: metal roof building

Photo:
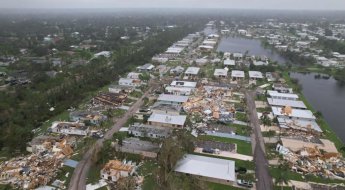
[174,154,236,182]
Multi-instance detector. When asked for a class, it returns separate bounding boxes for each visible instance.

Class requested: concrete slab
[194,148,253,161]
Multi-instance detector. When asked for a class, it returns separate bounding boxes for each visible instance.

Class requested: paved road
[68,87,153,190]
[245,90,273,190]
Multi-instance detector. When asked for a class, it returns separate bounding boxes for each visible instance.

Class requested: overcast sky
[1,0,345,10]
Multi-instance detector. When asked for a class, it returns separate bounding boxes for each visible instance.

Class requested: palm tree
[275,161,290,190]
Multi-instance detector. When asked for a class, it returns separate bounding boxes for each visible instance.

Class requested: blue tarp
[63,159,78,168]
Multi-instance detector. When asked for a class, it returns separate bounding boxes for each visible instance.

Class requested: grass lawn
[138,161,158,190]
[53,166,75,188]
[129,91,143,98]
[229,123,251,136]
[207,182,243,190]
[235,112,248,122]
[0,184,14,190]
[198,135,252,156]
[87,164,102,185]
[70,137,97,161]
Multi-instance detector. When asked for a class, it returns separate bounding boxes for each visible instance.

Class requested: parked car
[237,179,253,188]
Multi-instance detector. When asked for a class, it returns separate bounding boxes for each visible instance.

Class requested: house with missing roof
[50,121,89,136]
[119,78,142,87]
[184,67,200,79]
[174,154,236,185]
[128,123,172,138]
[100,160,135,182]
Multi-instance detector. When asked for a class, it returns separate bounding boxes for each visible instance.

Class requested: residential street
[68,86,153,190]
[245,90,273,190]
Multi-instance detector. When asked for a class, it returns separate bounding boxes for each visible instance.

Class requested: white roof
[148,113,187,126]
[165,86,193,93]
[170,81,197,88]
[249,71,263,79]
[185,67,200,75]
[271,106,316,120]
[224,59,235,66]
[231,70,245,78]
[267,98,307,109]
[267,90,299,99]
[199,45,214,49]
[214,69,228,76]
[253,61,268,66]
[233,53,243,58]
[174,154,235,182]
[166,47,184,54]
[119,78,135,83]
[158,94,189,103]
[277,117,322,132]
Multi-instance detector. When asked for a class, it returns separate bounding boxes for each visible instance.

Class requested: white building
[267,98,307,109]
[50,121,89,136]
[157,94,189,105]
[165,86,193,96]
[267,90,299,101]
[271,106,316,120]
[231,70,245,80]
[185,67,200,77]
[214,69,228,78]
[127,72,141,79]
[119,78,142,87]
[170,81,197,89]
[224,59,235,66]
[248,71,264,80]
[136,63,155,72]
[148,113,187,128]
[174,154,236,184]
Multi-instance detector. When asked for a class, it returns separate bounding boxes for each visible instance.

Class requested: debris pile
[0,137,74,189]
[183,85,236,122]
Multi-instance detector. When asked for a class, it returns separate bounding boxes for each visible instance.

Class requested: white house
[248,71,263,80]
[231,70,245,80]
[214,69,228,78]
[174,154,236,185]
[119,78,142,87]
[127,72,141,79]
[185,67,200,78]
[271,106,316,121]
[224,59,235,66]
[267,90,299,101]
[148,113,187,128]
[170,81,197,88]
[50,121,89,136]
[157,94,189,105]
[137,63,155,72]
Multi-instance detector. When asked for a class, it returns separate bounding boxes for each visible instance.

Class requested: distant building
[136,63,155,72]
[119,78,142,87]
[231,70,245,81]
[214,69,228,78]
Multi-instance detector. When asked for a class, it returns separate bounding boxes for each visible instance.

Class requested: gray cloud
[1,0,345,10]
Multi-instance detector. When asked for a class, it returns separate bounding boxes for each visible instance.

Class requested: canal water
[291,72,345,143]
[217,37,286,64]
[217,36,345,143]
